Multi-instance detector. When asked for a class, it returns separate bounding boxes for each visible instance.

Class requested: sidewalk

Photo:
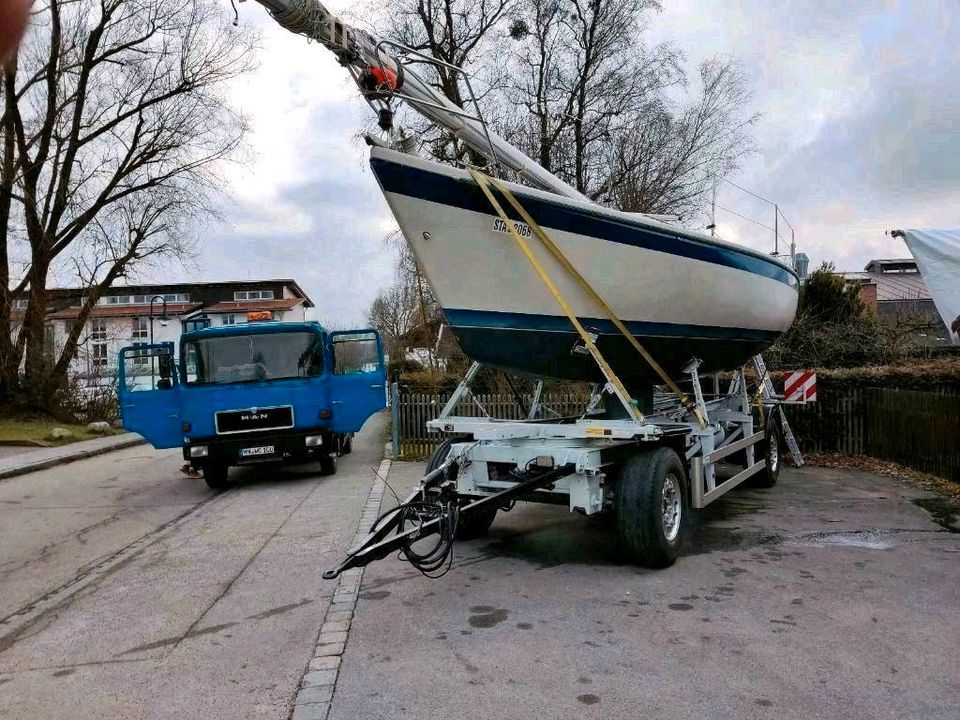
[0,433,145,480]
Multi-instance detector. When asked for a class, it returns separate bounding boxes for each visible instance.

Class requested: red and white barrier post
[784,370,817,404]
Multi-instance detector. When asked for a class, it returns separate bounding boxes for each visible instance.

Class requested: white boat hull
[370,147,799,393]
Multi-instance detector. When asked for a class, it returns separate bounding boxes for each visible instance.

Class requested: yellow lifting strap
[472,169,706,427]
[468,168,644,422]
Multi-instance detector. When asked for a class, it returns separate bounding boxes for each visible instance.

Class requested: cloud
[178,2,398,327]
[652,0,959,270]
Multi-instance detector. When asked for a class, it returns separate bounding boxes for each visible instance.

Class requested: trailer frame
[322,356,803,579]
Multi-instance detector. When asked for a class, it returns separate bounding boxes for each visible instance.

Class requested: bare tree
[377,0,514,164]
[370,0,756,219]
[605,57,759,217]
[505,0,682,192]
[503,0,756,213]
[367,234,440,363]
[0,0,257,408]
[368,282,419,357]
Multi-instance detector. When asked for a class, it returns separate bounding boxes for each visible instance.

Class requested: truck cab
[117,322,386,489]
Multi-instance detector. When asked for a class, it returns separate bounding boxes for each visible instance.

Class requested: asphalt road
[3,425,958,720]
[333,462,960,720]
[0,413,387,720]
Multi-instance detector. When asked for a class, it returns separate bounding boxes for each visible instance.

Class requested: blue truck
[117,321,386,489]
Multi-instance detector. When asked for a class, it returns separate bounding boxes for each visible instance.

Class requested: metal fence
[394,385,960,482]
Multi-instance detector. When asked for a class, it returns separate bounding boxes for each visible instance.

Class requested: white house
[44,279,314,389]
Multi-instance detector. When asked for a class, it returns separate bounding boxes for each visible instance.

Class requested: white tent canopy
[901,229,960,345]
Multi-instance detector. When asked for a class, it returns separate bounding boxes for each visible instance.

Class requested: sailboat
[251,0,800,394]
[371,146,798,391]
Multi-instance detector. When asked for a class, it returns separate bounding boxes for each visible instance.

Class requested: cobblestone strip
[291,457,389,720]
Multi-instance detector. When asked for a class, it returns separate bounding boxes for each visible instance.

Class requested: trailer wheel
[425,438,454,474]
[319,454,337,476]
[203,463,231,491]
[753,413,781,488]
[426,439,497,540]
[615,446,687,568]
[455,504,498,540]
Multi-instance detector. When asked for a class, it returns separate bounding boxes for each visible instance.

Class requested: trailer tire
[319,454,337,476]
[203,463,231,491]
[425,438,455,475]
[455,504,498,540]
[753,412,781,488]
[615,446,687,568]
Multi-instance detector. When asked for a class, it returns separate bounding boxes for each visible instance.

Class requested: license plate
[239,445,274,457]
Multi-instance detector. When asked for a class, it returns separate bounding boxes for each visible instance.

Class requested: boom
[249,0,588,201]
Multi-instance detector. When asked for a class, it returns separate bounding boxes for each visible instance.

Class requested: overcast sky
[173,0,957,325]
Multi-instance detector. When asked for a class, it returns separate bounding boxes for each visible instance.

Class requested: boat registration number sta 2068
[240,445,275,457]
[492,218,532,238]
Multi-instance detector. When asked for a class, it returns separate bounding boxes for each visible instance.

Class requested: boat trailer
[323,355,804,580]
[237,0,806,581]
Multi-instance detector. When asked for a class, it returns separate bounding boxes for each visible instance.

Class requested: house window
[131,343,149,368]
[222,314,236,326]
[90,319,108,368]
[98,292,189,306]
[132,316,149,341]
[183,317,210,333]
[233,289,274,301]
[90,318,107,341]
[12,298,28,310]
[92,343,108,368]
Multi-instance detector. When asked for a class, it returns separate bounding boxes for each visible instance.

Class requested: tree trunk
[0,61,18,403]
[21,263,50,408]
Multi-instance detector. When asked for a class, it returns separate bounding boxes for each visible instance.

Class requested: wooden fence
[779,386,960,481]
[395,385,960,482]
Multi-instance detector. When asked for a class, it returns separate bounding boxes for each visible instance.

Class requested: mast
[249,0,588,202]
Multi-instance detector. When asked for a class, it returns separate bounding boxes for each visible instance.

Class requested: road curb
[0,433,146,481]
[291,456,390,720]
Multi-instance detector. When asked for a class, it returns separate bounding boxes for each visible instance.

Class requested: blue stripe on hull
[444,308,781,343]
[370,155,798,287]
[444,309,779,390]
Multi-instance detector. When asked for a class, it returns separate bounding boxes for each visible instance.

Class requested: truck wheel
[753,412,782,488]
[203,463,231,491]
[615,446,687,568]
[319,454,337,476]
[341,434,353,455]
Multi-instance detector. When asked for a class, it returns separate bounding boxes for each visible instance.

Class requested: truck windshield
[184,331,323,385]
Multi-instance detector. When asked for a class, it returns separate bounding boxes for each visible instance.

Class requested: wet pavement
[332,462,960,720]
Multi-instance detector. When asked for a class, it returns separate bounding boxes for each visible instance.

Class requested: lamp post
[149,295,169,389]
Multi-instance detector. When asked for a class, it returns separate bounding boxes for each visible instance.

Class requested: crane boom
[249,0,588,202]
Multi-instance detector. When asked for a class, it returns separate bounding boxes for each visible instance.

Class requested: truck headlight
[189,445,209,458]
[305,435,322,447]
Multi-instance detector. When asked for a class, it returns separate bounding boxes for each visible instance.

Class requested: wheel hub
[661,474,681,542]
